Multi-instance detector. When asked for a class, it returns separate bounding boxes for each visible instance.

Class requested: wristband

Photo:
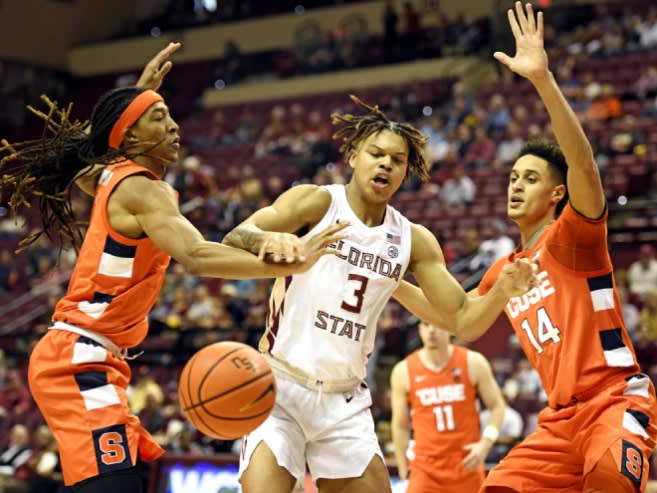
[483,425,499,443]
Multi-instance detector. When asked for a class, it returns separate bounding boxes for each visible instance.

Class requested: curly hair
[0,87,148,251]
[331,95,430,182]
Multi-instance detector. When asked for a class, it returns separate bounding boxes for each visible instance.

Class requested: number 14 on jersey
[520,307,561,354]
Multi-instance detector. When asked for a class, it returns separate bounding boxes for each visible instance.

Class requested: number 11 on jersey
[433,404,455,432]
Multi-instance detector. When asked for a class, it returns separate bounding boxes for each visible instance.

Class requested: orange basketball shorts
[28,329,164,486]
[481,374,657,492]
[408,456,484,493]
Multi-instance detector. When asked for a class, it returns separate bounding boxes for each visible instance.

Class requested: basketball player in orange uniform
[396,3,657,492]
[390,322,505,493]
[0,44,346,493]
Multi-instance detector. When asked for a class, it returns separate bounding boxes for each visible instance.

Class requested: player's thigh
[239,441,297,493]
[584,440,651,493]
[482,426,582,493]
[316,455,391,493]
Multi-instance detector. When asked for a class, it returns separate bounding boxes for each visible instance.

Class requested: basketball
[178,341,276,440]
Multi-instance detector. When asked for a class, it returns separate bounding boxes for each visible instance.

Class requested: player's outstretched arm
[120,176,347,278]
[393,224,536,341]
[495,2,604,219]
[390,360,412,482]
[223,184,332,262]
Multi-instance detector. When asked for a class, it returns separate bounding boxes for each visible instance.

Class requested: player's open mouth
[509,195,523,208]
[372,174,390,190]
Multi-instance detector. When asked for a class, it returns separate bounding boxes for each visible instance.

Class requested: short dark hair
[518,139,569,216]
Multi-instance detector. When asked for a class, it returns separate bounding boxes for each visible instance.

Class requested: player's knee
[584,449,642,493]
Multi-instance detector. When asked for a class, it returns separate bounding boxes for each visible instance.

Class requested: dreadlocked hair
[331,95,430,182]
[0,86,147,252]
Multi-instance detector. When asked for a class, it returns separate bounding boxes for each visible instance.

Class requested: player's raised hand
[258,231,306,263]
[494,2,549,83]
[498,257,538,297]
[295,221,350,272]
[137,42,181,91]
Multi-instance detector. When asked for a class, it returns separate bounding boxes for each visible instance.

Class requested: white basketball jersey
[259,184,412,386]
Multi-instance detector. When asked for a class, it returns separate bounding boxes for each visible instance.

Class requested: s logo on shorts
[620,439,643,487]
[92,424,132,474]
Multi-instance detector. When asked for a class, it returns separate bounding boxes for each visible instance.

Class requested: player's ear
[348,149,357,169]
[552,183,566,205]
[124,128,139,144]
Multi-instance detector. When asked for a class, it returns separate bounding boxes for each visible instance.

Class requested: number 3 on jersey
[341,274,369,313]
[520,307,561,354]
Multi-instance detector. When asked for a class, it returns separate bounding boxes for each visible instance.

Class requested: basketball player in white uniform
[223,97,537,493]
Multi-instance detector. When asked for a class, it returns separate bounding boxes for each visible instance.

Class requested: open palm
[494,2,549,82]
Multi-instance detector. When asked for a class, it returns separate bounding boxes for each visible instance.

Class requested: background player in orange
[222,97,536,493]
[0,44,347,493]
[400,3,657,492]
[390,321,505,493]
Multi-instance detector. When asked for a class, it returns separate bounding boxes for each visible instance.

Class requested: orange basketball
[178,341,276,440]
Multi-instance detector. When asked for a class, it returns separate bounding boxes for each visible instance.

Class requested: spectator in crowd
[0,424,32,493]
[471,219,515,271]
[0,249,19,295]
[635,65,657,100]
[465,126,497,169]
[638,289,657,346]
[627,244,657,301]
[128,366,165,415]
[440,164,476,210]
[0,369,31,419]
[382,1,399,63]
[448,228,482,278]
[496,121,525,164]
[618,286,641,342]
[220,40,242,85]
[25,425,64,493]
[609,115,645,156]
[486,94,511,133]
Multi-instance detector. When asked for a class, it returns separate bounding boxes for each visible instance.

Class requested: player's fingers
[320,221,350,238]
[157,61,173,78]
[507,7,522,39]
[291,242,305,263]
[537,11,544,39]
[157,42,181,63]
[493,51,513,67]
[321,234,348,248]
[515,1,528,34]
[257,241,269,260]
[525,3,536,34]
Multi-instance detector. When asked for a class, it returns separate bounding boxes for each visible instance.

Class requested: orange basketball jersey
[52,161,171,348]
[406,346,481,462]
[479,203,641,408]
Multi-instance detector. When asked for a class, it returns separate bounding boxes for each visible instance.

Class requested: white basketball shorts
[238,377,383,483]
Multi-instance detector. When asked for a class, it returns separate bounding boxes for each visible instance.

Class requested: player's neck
[420,345,452,371]
[131,155,166,179]
[344,182,387,226]
[519,216,553,250]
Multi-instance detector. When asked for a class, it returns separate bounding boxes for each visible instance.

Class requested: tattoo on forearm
[223,226,262,254]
